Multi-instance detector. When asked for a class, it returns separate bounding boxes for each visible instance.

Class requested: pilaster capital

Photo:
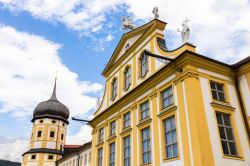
[149,91,157,99]
[173,70,199,84]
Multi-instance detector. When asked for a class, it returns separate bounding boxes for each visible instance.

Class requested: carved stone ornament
[125,43,130,51]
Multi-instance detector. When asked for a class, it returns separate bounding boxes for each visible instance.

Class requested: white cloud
[123,0,250,63]
[105,34,114,42]
[0,0,124,32]
[66,125,92,145]
[1,0,250,62]
[0,24,103,118]
[0,139,28,162]
[0,25,101,162]
[0,125,92,162]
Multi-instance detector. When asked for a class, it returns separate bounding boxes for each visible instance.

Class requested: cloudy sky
[0,0,249,162]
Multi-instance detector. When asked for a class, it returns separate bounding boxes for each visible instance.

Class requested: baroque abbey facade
[23,18,250,166]
[89,19,250,166]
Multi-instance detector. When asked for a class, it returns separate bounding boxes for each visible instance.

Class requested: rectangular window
[124,112,130,129]
[140,101,149,120]
[109,142,115,166]
[99,128,104,142]
[141,127,151,164]
[48,155,53,160]
[124,136,131,166]
[89,152,91,163]
[61,134,64,140]
[110,121,116,136]
[164,116,178,159]
[210,82,226,102]
[161,87,173,109]
[84,154,87,164]
[37,131,42,137]
[216,112,238,156]
[125,67,131,90]
[98,148,103,166]
[31,155,36,160]
[50,131,55,138]
[141,54,148,77]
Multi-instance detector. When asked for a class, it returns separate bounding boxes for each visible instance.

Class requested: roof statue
[152,7,159,19]
[177,18,190,43]
[121,16,136,31]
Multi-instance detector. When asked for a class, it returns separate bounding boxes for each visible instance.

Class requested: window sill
[139,70,148,80]
[124,83,131,92]
[158,105,177,117]
[111,95,117,102]
[137,117,152,127]
[163,156,180,163]
[120,127,132,136]
[96,140,104,147]
[210,101,235,111]
[107,134,117,142]
[140,163,151,166]
[223,155,244,161]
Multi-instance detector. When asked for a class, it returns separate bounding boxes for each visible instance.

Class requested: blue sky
[0,0,249,162]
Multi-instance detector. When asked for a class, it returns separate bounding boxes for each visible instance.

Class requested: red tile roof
[64,145,82,149]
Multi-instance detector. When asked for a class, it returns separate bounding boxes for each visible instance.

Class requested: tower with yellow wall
[22,79,70,166]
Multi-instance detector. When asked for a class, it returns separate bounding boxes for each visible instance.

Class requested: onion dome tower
[22,78,70,166]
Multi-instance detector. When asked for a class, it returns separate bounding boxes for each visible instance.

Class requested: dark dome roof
[32,79,70,123]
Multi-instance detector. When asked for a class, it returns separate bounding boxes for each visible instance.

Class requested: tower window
[62,123,65,126]
[48,155,53,160]
[39,120,43,123]
[52,120,56,124]
[50,131,55,138]
[60,145,63,151]
[37,131,42,137]
[31,155,36,160]
[61,134,64,140]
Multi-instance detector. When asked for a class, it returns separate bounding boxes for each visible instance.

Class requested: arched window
[140,52,148,77]
[124,67,131,90]
[111,78,117,100]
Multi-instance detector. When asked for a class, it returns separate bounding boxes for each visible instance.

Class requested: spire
[49,77,58,101]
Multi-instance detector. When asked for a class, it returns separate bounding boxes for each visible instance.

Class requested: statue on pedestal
[177,18,190,43]
[121,16,136,31]
[152,7,159,19]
